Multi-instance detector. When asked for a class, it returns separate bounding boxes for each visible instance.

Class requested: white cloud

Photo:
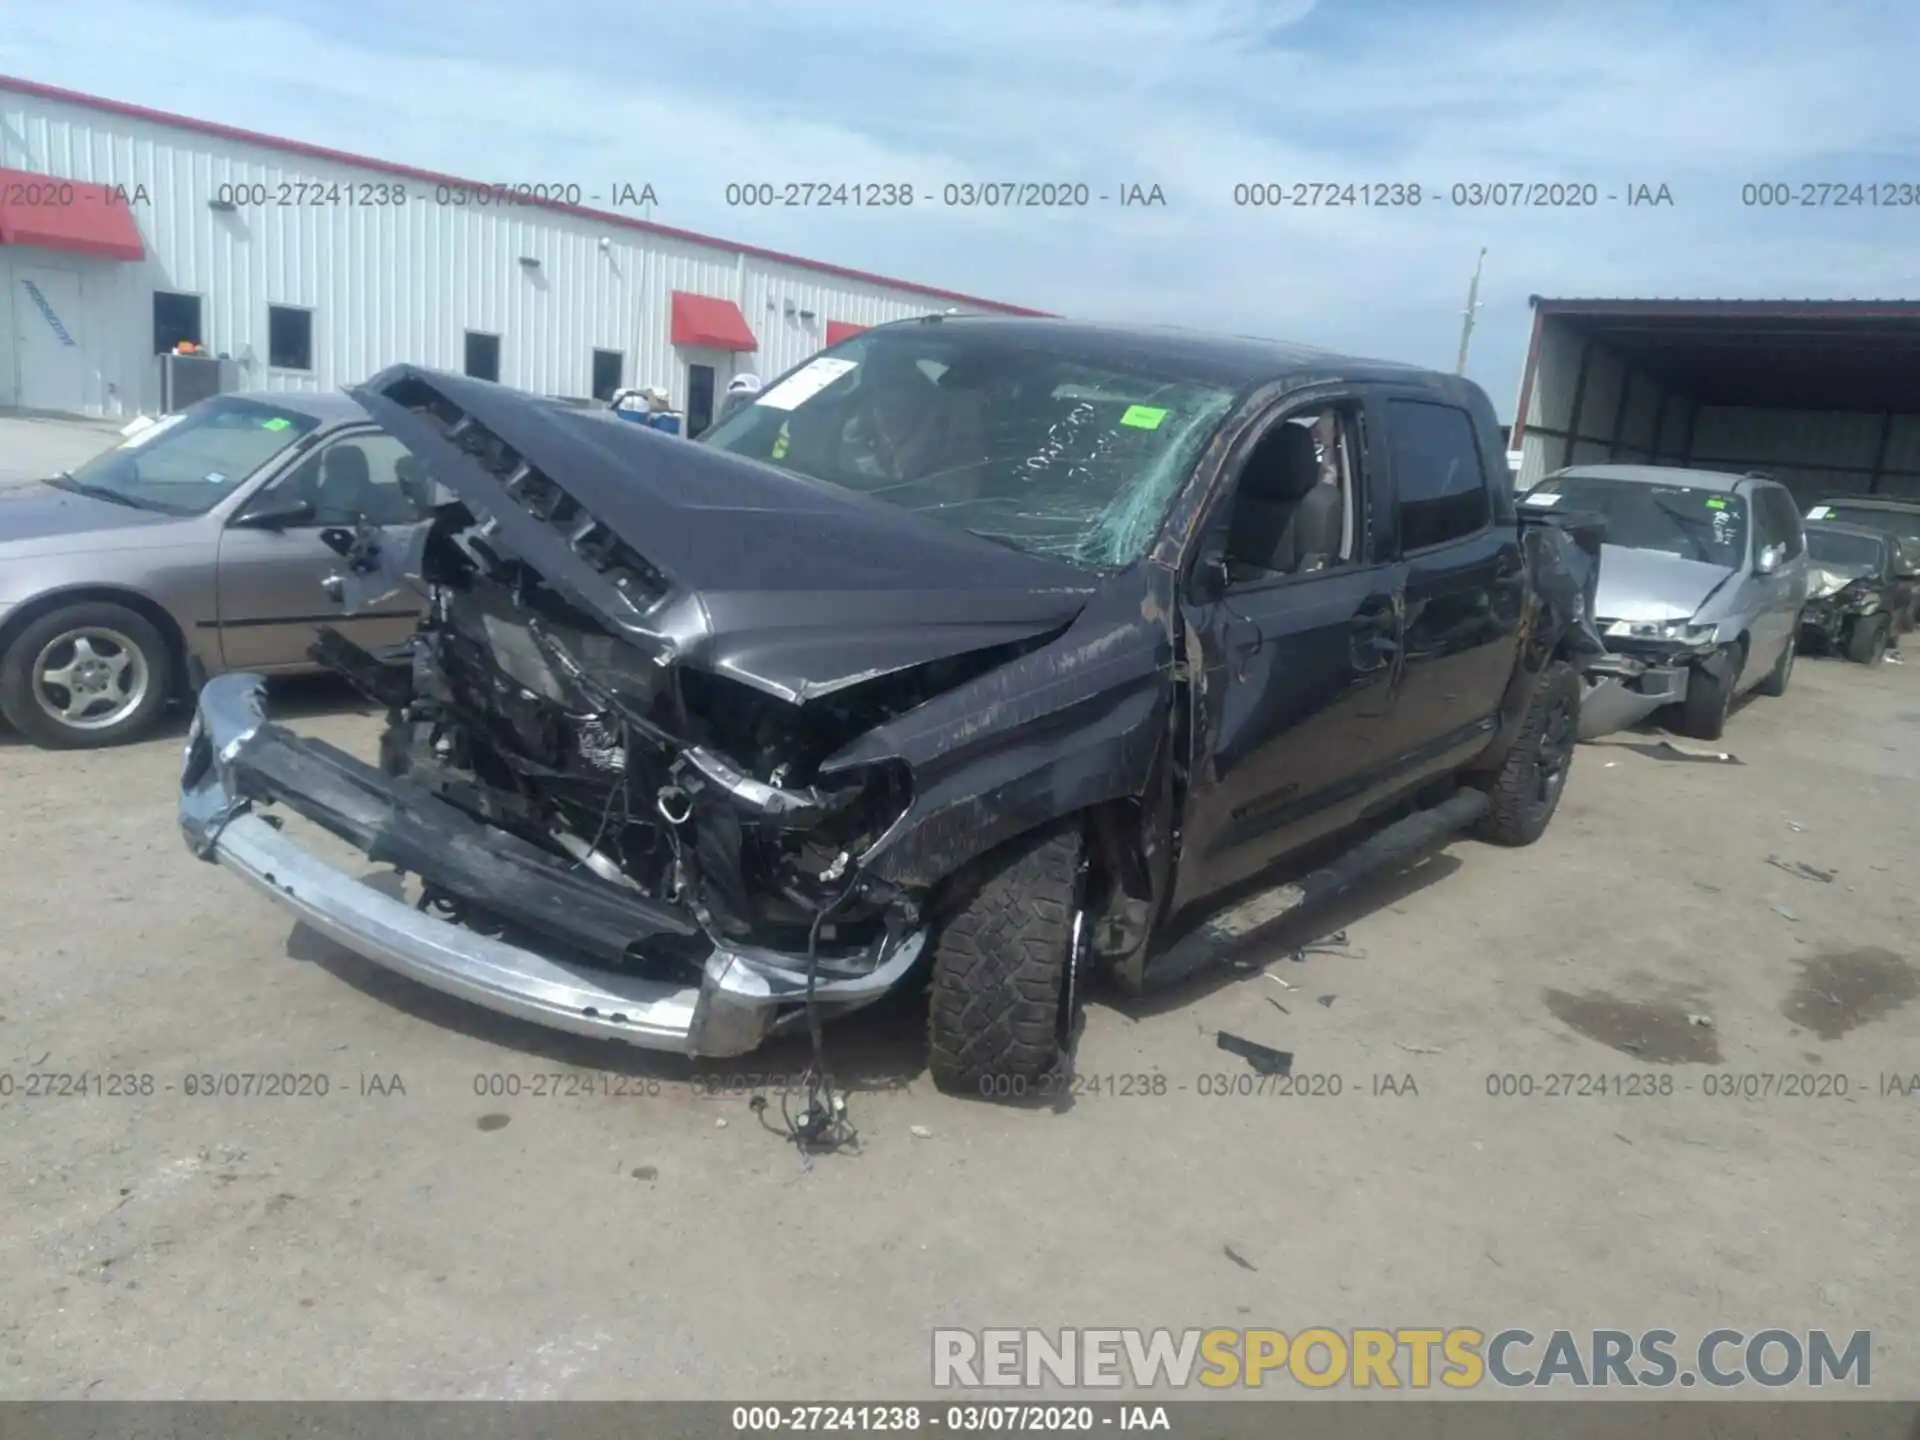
[2,0,1913,408]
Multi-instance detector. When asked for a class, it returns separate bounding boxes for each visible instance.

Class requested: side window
[1750,489,1782,555]
[1220,404,1361,584]
[1770,490,1805,558]
[247,433,429,527]
[1385,400,1489,552]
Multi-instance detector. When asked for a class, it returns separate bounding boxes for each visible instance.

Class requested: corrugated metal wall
[1514,310,1918,503]
[0,85,1018,418]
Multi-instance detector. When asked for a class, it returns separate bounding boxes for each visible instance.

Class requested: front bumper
[178,673,925,1057]
[1577,655,1689,739]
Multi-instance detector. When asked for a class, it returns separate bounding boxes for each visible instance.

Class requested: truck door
[1375,392,1525,781]
[1171,397,1406,910]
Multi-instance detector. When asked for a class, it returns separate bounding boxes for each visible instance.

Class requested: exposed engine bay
[366,496,1024,972]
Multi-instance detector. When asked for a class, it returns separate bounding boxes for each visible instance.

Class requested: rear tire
[1846,614,1890,666]
[0,602,173,750]
[1756,630,1795,697]
[1472,660,1578,847]
[927,821,1086,1098]
[1670,647,1739,741]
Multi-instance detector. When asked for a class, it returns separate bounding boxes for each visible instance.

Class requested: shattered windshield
[49,396,321,516]
[697,328,1237,570]
[1523,475,1747,568]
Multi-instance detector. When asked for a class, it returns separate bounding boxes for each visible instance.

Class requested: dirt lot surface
[1,654,1916,1401]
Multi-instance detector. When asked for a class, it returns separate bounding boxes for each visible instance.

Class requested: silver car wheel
[31,627,151,731]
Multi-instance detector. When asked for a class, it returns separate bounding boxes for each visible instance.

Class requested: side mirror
[1754,544,1782,576]
[233,497,315,530]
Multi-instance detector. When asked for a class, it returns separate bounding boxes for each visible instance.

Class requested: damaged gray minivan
[1522,465,1808,741]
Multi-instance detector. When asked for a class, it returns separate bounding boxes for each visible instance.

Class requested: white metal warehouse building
[0,75,1043,429]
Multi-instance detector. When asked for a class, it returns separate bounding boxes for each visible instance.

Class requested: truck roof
[1549,463,1753,493]
[870,314,1488,403]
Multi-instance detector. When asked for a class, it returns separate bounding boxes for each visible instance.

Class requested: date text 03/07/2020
[1228,181,1676,207]
[721,182,1168,208]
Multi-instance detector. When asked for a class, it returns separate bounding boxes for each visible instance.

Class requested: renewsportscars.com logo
[931,1328,1873,1390]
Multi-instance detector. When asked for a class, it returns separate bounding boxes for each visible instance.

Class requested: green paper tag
[1119,404,1168,430]
[1705,497,1726,509]
[262,417,292,431]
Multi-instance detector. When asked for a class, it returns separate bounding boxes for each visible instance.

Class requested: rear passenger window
[1387,400,1489,551]
[1767,489,1805,557]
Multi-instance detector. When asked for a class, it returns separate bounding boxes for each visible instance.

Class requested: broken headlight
[1604,618,1717,643]
[1836,579,1881,613]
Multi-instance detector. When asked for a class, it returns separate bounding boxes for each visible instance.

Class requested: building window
[464,331,501,382]
[268,305,314,371]
[1385,399,1490,552]
[591,349,624,402]
[153,292,203,355]
[685,363,716,437]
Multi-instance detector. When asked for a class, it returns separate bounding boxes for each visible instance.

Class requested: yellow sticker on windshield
[1120,405,1168,430]
[261,417,292,431]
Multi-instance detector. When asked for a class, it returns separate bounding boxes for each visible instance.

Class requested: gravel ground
[1,647,1916,1400]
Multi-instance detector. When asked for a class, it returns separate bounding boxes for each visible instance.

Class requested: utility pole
[1455,246,1487,374]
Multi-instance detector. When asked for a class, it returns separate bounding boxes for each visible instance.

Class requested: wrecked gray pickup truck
[180,319,1604,1096]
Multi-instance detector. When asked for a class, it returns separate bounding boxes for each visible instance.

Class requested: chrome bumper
[1577,660,1689,740]
[178,674,925,1057]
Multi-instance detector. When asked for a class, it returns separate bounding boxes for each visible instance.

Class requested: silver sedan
[0,390,431,748]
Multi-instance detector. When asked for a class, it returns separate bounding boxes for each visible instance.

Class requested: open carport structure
[1509,297,1920,503]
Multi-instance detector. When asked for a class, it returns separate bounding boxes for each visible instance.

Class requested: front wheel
[927,821,1087,1097]
[0,602,174,749]
[1472,660,1578,847]
[1846,614,1890,666]
[1669,647,1739,741]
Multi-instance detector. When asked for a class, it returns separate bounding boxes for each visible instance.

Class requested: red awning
[670,291,757,351]
[0,168,145,261]
[824,320,867,346]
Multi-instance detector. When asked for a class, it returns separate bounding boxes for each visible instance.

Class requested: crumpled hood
[0,481,180,556]
[1591,543,1736,623]
[349,364,1097,704]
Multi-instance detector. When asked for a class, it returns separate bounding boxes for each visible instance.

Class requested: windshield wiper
[45,474,172,513]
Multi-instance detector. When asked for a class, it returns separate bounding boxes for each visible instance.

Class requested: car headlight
[1603,618,1717,643]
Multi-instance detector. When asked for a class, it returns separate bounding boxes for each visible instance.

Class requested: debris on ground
[1787,820,1806,832]
[1266,997,1290,1015]
[1223,1244,1258,1272]
[1396,1043,1444,1055]
[1215,1031,1293,1076]
[1285,929,1367,962]
[1772,905,1799,923]
[1687,1014,1714,1028]
[1765,854,1836,884]
[1317,995,1336,1008]
[909,1125,933,1140]
[715,1117,728,1129]
[1656,739,1742,764]
[1267,972,1296,991]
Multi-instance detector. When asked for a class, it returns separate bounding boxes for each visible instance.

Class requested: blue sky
[6,0,1917,416]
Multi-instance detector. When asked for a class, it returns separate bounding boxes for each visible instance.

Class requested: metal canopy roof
[1528,297,1920,411]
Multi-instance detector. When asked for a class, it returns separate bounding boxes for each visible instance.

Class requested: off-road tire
[1472,660,1578,847]
[1756,629,1796,697]
[1846,614,1891,666]
[0,602,173,750]
[1670,646,1739,741]
[927,821,1084,1098]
